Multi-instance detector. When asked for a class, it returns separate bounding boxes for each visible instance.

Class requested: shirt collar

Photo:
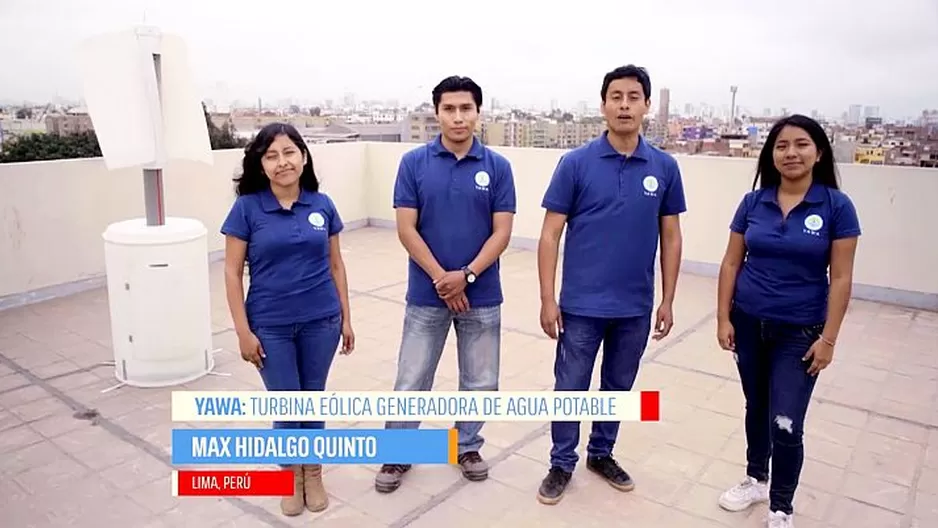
[429,134,484,160]
[260,187,313,212]
[596,130,651,160]
[759,182,827,205]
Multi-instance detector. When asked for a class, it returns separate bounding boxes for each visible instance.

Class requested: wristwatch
[462,266,477,284]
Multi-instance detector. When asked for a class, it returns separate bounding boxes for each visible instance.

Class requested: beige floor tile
[0,228,935,526]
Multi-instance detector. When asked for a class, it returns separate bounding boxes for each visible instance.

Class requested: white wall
[1,142,935,310]
[0,143,368,303]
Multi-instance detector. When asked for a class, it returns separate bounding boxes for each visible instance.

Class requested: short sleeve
[660,158,687,216]
[392,155,419,209]
[221,197,251,241]
[831,193,861,239]
[492,158,517,214]
[324,194,344,237]
[729,194,751,234]
[541,154,576,215]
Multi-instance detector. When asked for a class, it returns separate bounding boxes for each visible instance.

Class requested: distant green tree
[202,102,249,150]
[0,131,101,163]
[15,108,33,119]
[0,104,248,163]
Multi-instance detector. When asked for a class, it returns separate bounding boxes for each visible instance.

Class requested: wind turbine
[75,26,224,391]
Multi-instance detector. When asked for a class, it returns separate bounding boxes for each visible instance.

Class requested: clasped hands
[433,270,470,313]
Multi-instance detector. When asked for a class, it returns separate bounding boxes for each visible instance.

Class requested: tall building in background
[653,87,670,139]
[848,104,862,125]
[658,88,670,122]
[920,109,938,128]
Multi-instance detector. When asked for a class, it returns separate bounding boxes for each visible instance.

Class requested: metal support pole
[144,51,165,226]
[143,168,164,225]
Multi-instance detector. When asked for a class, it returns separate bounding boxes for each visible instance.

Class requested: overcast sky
[1,0,936,119]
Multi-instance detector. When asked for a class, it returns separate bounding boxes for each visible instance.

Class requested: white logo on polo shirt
[308,212,326,230]
[803,214,823,236]
[474,170,490,190]
[642,175,659,196]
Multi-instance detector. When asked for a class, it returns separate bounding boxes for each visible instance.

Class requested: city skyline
[1,0,937,121]
[0,83,923,129]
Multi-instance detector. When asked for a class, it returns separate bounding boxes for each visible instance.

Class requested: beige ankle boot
[280,465,305,516]
[303,464,329,512]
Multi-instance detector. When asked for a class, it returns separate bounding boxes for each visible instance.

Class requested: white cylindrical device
[102,217,215,387]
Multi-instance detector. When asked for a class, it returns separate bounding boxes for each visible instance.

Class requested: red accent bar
[176,470,294,496]
[640,391,660,421]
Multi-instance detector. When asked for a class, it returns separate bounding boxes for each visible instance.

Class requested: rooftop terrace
[1,142,937,527]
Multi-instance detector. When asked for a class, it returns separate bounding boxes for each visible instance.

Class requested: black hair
[601,65,651,102]
[753,114,839,190]
[431,76,483,112]
[234,122,319,196]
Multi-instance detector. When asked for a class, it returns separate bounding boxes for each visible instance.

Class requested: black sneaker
[375,464,411,493]
[457,451,489,481]
[586,455,634,491]
[536,466,572,505]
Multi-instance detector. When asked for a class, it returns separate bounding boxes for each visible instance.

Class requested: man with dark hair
[535,65,687,504]
[375,75,516,493]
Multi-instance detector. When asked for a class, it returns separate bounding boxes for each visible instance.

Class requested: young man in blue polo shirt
[375,76,516,493]
[535,65,687,504]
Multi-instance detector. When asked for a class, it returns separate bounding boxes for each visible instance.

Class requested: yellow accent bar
[448,428,458,464]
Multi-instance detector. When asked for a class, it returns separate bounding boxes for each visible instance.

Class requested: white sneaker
[718,476,769,511]
[767,510,794,527]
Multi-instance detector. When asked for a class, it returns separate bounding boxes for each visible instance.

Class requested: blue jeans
[385,304,501,455]
[731,305,821,515]
[253,313,342,430]
[549,312,651,472]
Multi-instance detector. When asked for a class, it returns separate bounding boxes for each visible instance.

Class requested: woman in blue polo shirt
[714,114,861,528]
[221,122,354,516]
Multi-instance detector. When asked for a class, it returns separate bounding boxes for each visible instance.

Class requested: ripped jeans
[731,305,822,515]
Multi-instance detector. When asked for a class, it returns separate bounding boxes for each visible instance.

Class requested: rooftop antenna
[75,26,224,392]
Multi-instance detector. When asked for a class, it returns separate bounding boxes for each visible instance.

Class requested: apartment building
[45,113,94,135]
[480,119,603,149]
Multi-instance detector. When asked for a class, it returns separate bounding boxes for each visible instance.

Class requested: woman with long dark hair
[715,115,860,527]
[221,122,354,516]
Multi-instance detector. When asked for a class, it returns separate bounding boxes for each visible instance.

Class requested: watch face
[467,275,475,283]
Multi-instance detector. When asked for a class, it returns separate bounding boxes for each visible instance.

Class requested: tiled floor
[1,227,937,527]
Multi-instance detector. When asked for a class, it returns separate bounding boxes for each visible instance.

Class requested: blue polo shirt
[393,135,516,308]
[542,132,687,318]
[220,188,344,328]
[731,183,861,325]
